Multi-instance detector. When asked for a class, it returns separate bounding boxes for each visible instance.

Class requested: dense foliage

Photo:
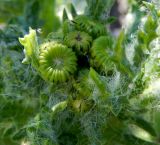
[1,0,160,145]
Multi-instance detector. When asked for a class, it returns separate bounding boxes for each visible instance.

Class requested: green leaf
[89,68,109,98]
[62,20,74,36]
[70,3,77,18]
[112,31,133,78]
[153,111,160,136]
[63,8,69,22]
[114,31,125,61]
[133,116,157,136]
[128,124,156,143]
[144,15,157,34]
[51,101,67,115]
[142,1,155,11]
[133,5,158,67]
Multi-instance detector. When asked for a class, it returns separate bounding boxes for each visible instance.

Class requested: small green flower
[39,42,77,82]
[64,31,92,54]
[74,15,106,38]
[91,36,114,71]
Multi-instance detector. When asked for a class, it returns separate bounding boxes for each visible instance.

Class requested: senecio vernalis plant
[19,1,160,145]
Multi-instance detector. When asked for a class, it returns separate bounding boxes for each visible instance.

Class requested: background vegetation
[0,0,160,145]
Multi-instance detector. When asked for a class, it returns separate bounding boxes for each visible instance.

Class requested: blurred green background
[0,0,87,35]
